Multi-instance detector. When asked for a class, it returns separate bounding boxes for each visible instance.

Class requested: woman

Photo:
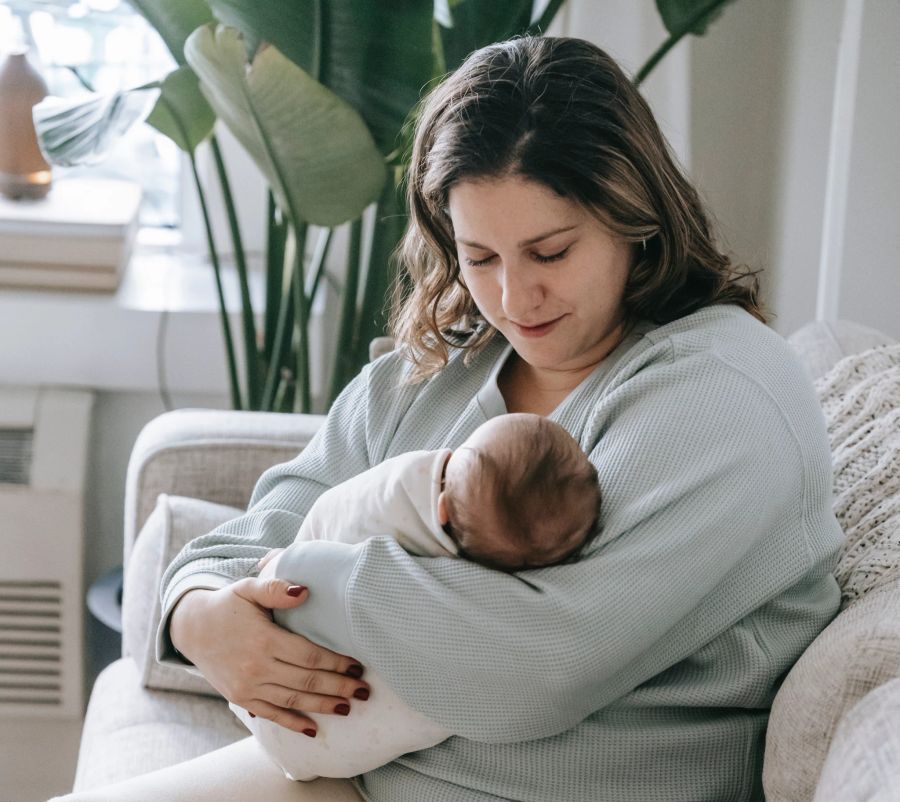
[59,36,843,801]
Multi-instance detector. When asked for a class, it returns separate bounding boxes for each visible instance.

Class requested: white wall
[689,0,792,322]
[691,0,899,339]
[837,0,900,335]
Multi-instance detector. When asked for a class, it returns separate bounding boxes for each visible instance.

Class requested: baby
[231,412,601,780]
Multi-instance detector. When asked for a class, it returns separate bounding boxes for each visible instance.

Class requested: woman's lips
[511,315,565,338]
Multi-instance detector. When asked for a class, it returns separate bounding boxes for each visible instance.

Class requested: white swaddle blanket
[230,449,456,780]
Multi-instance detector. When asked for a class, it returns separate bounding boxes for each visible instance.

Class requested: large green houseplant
[33,0,735,413]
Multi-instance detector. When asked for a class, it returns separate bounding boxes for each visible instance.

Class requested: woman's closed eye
[465,245,572,267]
[533,247,571,264]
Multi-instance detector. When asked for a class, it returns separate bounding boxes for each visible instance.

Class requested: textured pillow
[121,493,245,697]
[813,674,900,802]
[814,345,900,605]
[763,578,900,801]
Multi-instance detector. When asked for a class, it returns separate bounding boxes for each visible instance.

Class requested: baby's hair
[444,416,601,571]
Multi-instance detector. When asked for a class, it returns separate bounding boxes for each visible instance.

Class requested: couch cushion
[812,674,900,801]
[73,657,248,792]
[121,493,245,697]
[763,577,900,800]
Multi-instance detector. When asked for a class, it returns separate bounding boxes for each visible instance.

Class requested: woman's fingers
[235,577,366,677]
[256,683,355,717]
[244,698,320,736]
[269,659,370,705]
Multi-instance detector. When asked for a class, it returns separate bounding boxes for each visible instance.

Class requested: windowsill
[0,243,265,396]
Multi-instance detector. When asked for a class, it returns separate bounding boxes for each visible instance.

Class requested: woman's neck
[498,355,597,415]
[496,322,631,415]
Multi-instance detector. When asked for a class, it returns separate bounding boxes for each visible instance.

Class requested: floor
[0,716,81,802]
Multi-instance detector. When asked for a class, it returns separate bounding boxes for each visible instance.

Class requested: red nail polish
[353,687,370,701]
[303,728,317,738]
[345,664,364,678]
[335,703,351,716]
[286,585,307,597]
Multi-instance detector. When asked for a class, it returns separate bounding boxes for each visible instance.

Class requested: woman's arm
[156,360,395,732]
[271,351,838,743]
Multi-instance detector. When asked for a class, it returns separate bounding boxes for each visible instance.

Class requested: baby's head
[437,414,600,572]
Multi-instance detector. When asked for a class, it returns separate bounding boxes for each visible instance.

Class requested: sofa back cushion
[764,339,900,800]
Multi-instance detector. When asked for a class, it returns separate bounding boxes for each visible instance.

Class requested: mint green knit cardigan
[160,305,843,801]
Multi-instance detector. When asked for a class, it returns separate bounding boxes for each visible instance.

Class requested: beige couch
[70,321,900,800]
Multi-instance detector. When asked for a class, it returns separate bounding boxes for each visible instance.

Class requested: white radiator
[0,385,94,718]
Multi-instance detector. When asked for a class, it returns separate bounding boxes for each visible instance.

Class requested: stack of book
[0,177,141,292]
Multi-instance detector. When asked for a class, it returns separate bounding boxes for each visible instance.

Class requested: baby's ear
[437,492,450,526]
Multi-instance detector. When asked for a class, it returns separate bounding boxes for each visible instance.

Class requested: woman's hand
[169,578,370,736]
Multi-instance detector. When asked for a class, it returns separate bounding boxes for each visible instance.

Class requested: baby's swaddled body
[230,448,456,780]
[231,414,601,780]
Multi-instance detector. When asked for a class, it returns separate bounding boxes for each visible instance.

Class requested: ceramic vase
[0,51,52,200]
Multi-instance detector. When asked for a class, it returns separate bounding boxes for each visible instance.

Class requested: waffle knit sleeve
[155,362,376,663]
[273,346,816,744]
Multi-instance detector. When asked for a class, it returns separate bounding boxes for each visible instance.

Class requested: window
[1,0,181,229]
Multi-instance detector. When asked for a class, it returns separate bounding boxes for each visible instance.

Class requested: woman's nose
[500,265,543,319]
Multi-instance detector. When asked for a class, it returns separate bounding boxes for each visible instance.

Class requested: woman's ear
[437,492,449,526]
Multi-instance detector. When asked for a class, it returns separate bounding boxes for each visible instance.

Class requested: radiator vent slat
[0,428,33,485]
[0,578,64,709]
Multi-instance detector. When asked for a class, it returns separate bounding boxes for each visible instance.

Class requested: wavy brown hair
[390,35,766,382]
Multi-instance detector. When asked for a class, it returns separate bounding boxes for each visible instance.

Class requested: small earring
[641,239,648,253]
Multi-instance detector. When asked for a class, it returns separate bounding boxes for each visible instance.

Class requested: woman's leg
[49,737,365,802]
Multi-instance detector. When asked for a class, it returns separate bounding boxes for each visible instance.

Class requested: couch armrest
[123,408,326,570]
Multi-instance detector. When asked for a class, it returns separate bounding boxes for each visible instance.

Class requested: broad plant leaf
[145,66,216,153]
[128,0,216,64]
[185,24,385,227]
[437,0,535,73]
[654,0,737,37]
[204,0,434,156]
[33,86,159,167]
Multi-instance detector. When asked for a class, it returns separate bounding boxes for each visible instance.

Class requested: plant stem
[328,218,363,405]
[311,1,323,81]
[263,192,286,362]
[291,227,312,412]
[187,148,242,410]
[635,0,732,86]
[262,223,305,410]
[304,227,333,318]
[209,134,260,408]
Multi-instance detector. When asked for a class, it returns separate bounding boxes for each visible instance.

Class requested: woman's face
[448,175,632,375]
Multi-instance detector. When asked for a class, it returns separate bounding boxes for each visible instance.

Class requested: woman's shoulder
[603,305,826,450]
[631,305,809,398]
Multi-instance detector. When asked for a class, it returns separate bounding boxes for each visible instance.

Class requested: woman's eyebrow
[455,224,580,250]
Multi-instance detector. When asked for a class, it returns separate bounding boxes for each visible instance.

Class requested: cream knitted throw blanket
[816,344,900,606]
